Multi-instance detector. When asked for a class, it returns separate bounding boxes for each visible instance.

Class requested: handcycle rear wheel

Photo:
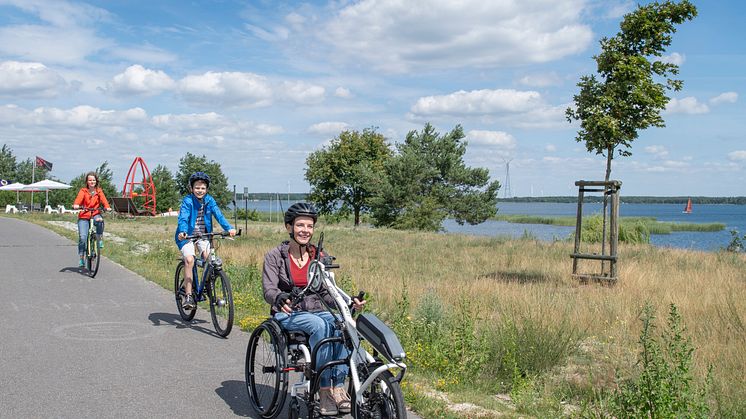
[174,261,197,321]
[246,319,288,418]
[86,233,100,278]
[208,269,234,337]
[353,370,406,419]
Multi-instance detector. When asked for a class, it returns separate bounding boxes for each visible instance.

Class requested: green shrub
[487,308,581,384]
[612,302,711,418]
[578,215,650,244]
[725,229,745,253]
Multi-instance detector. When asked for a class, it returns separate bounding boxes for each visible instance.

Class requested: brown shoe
[333,386,352,414]
[319,387,338,416]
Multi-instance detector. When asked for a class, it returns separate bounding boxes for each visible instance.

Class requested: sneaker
[333,386,352,414]
[182,294,196,310]
[79,258,85,268]
[98,240,104,249]
[319,388,338,416]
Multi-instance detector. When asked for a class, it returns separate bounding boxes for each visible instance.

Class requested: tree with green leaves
[0,145,18,205]
[566,0,697,181]
[0,144,16,181]
[150,164,180,213]
[15,158,50,184]
[175,153,232,207]
[305,128,392,225]
[370,123,500,231]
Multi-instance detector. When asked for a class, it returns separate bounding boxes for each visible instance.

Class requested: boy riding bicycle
[174,172,236,310]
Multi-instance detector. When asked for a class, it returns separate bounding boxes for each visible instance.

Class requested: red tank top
[289,248,316,287]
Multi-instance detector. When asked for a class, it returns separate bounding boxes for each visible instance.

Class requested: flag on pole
[36,156,53,170]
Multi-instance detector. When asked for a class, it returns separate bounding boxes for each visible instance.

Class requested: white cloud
[0,1,112,65]
[466,130,516,149]
[659,52,685,66]
[0,61,69,97]
[105,44,178,65]
[334,87,352,98]
[152,112,226,130]
[518,72,562,87]
[709,92,738,105]
[545,144,557,152]
[104,65,176,96]
[279,81,325,105]
[603,1,634,19]
[0,104,147,128]
[178,71,273,107]
[728,150,746,162]
[666,97,709,114]
[319,0,592,73]
[644,145,669,158]
[411,89,542,116]
[308,122,350,135]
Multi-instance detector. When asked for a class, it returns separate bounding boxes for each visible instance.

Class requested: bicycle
[80,207,105,278]
[174,229,241,337]
[245,233,407,418]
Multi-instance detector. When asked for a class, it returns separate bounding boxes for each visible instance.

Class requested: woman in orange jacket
[73,172,111,267]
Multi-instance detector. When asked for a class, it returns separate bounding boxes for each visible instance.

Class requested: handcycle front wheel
[246,319,289,419]
[174,261,197,321]
[208,268,234,337]
[353,370,406,419]
[86,234,100,278]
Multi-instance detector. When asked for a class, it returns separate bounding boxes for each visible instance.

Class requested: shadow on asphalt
[59,266,90,276]
[148,311,223,339]
[216,380,255,417]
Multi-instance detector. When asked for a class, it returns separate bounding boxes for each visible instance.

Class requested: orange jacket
[73,187,111,219]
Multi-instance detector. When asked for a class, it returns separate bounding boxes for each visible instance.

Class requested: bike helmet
[189,171,210,188]
[284,202,318,225]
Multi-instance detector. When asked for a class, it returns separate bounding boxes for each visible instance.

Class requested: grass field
[17,213,746,417]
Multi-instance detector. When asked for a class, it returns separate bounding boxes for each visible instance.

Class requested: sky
[0,0,743,197]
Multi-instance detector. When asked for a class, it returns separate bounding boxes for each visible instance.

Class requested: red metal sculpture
[122,157,156,216]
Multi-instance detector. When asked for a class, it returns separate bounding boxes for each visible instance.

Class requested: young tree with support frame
[566,1,697,282]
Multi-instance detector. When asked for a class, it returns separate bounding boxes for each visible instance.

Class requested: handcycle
[245,233,407,418]
[174,229,241,337]
[80,207,106,278]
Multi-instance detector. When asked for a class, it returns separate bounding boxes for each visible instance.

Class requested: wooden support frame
[571,180,622,283]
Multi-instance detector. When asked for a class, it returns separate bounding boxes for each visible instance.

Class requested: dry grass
[19,213,746,414]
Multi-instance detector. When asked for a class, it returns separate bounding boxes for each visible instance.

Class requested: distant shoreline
[498,196,746,205]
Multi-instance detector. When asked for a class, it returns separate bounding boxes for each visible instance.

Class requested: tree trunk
[354,207,360,226]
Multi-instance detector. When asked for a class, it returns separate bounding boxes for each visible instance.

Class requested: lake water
[236,200,746,252]
[444,202,746,252]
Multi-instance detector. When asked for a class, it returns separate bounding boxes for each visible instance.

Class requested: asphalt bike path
[0,217,255,418]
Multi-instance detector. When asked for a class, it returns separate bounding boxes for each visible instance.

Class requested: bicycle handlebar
[183,229,242,241]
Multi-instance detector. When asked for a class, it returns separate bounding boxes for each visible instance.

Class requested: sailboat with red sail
[683,198,692,214]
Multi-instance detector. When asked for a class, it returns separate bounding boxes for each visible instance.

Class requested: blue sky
[0,0,743,197]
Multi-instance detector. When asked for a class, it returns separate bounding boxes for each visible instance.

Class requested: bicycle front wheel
[353,370,406,419]
[209,269,234,337]
[86,234,100,278]
[246,320,288,418]
[174,261,197,321]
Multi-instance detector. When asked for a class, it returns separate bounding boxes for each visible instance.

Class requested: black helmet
[189,171,210,188]
[284,202,318,225]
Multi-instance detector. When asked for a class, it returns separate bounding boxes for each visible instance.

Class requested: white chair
[57,205,80,215]
[5,204,17,214]
[44,205,60,214]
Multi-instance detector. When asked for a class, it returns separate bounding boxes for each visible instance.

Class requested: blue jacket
[174,193,233,249]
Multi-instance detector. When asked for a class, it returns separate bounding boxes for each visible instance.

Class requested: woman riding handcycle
[246,203,407,418]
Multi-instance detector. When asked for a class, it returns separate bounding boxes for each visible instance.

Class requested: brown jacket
[262,241,334,314]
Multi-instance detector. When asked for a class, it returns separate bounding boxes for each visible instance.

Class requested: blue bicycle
[174,230,240,337]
